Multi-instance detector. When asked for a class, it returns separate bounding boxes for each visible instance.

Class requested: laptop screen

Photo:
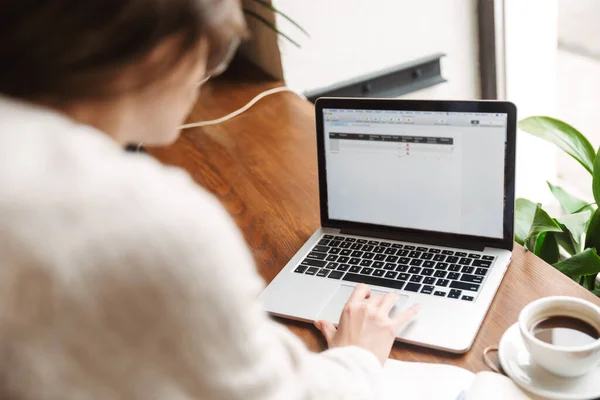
[322,108,507,239]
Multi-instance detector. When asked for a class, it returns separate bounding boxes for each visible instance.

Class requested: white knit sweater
[0,96,383,400]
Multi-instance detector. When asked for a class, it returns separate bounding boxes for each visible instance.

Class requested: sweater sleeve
[117,166,385,400]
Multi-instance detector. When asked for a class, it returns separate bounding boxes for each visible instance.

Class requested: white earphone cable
[179,86,303,130]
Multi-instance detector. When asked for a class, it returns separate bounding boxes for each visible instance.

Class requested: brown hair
[0,0,246,100]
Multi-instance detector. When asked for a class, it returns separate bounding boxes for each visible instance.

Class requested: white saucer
[499,323,600,400]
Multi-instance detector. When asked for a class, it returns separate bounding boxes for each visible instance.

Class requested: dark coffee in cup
[531,315,600,347]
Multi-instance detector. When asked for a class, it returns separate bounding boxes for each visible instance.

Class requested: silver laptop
[260,98,516,353]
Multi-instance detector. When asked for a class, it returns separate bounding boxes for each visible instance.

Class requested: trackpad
[316,285,409,325]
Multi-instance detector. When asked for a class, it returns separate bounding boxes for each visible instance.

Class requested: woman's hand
[315,284,420,365]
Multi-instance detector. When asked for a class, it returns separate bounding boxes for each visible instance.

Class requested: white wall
[265,0,481,99]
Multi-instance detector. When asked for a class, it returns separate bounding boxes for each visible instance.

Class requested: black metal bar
[477,0,498,99]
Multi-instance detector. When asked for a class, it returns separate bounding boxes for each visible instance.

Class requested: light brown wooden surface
[147,58,600,373]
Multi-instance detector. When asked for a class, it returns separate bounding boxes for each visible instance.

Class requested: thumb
[315,320,337,347]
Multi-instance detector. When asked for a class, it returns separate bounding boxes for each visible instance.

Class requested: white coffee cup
[518,296,600,378]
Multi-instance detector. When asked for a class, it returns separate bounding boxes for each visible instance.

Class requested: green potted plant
[517,117,600,297]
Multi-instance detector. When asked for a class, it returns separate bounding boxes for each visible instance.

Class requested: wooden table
[148,58,600,373]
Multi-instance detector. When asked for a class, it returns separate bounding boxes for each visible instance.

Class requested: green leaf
[527,204,562,238]
[593,288,600,297]
[593,148,600,206]
[243,9,301,48]
[573,202,596,214]
[554,225,579,255]
[515,198,537,245]
[554,248,600,276]
[556,210,591,245]
[547,181,589,214]
[250,0,310,37]
[585,274,598,291]
[519,117,595,174]
[535,232,560,264]
[585,208,600,251]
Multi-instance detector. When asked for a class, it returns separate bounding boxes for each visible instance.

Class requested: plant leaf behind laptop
[517,116,600,296]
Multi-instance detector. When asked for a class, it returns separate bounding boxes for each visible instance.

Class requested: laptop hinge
[340,227,486,252]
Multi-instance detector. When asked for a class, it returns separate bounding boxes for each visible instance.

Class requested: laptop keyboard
[293,234,496,302]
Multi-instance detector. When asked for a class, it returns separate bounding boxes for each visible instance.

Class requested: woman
[0,1,419,399]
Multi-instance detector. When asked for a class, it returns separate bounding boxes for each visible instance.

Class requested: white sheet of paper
[383,359,475,400]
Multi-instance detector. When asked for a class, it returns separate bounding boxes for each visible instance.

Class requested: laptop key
[436,278,449,287]
[318,239,331,246]
[404,245,416,250]
[450,281,480,292]
[384,271,398,279]
[410,275,423,283]
[421,285,434,294]
[461,295,475,301]
[421,268,434,276]
[448,264,461,272]
[351,251,364,257]
[404,283,421,292]
[386,255,399,263]
[455,252,467,257]
[459,258,472,265]
[385,248,397,255]
[410,259,423,266]
[330,240,342,247]
[430,249,441,254]
[423,261,435,268]
[441,250,454,255]
[317,269,329,277]
[314,245,329,253]
[409,251,421,258]
[381,242,391,247]
[448,272,460,280]
[446,256,459,263]
[397,250,409,256]
[328,271,344,280]
[448,289,462,299]
[434,291,446,297]
[475,268,488,276]
[482,255,495,261]
[421,253,434,260]
[363,252,375,260]
[326,262,339,269]
[334,236,345,241]
[398,273,410,281]
[306,267,319,275]
[340,249,352,256]
[396,264,409,272]
[392,243,403,249]
[342,273,405,290]
[349,266,361,273]
[373,261,385,268]
[349,258,360,265]
[368,240,380,245]
[307,252,327,260]
[461,266,474,274]
[373,269,385,277]
[374,246,385,253]
[415,247,427,252]
[433,254,446,262]
[323,235,334,239]
[472,260,492,267]
[294,265,307,273]
[357,239,368,244]
[326,255,339,262]
[351,243,363,250]
[328,248,341,254]
[337,264,350,271]
[360,268,374,275]
[408,266,421,274]
[340,242,352,249]
[301,259,327,267]
[338,256,350,263]
[360,259,373,267]
[468,253,481,259]
[374,254,386,261]
[344,237,356,242]
[363,245,375,252]
[461,274,484,284]
[435,262,448,270]
[434,270,447,278]
[423,277,436,285]
[383,263,396,270]
[399,257,410,264]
